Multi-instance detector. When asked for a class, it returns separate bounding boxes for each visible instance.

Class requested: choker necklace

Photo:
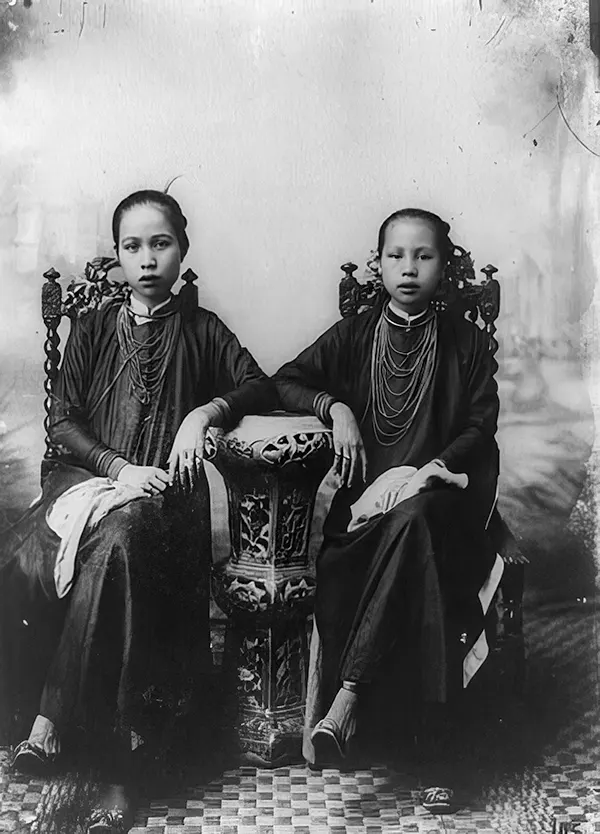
[370,309,438,446]
[384,305,434,330]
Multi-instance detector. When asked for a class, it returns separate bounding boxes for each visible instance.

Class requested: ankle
[29,714,54,738]
[28,714,60,757]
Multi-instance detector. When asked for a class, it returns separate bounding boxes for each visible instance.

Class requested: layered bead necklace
[370,306,438,446]
[116,302,182,405]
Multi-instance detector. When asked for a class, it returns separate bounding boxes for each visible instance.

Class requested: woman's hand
[168,405,216,491]
[380,484,404,513]
[117,464,170,496]
[330,402,367,488]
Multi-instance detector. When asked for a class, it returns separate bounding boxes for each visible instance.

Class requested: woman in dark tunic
[0,190,276,818]
[274,209,502,782]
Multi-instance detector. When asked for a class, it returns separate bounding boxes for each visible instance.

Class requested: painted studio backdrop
[0,0,598,600]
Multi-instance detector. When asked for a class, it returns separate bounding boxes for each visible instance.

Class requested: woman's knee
[79,497,165,571]
[104,496,164,537]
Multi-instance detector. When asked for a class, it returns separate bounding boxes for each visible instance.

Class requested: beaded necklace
[370,307,438,446]
[116,302,182,405]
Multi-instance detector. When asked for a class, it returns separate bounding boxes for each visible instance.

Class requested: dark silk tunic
[274,303,500,718]
[0,296,277,749]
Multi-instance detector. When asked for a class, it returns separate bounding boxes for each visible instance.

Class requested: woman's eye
[124,244,139,252]
[154,240,169,250]
[419,254,432,260]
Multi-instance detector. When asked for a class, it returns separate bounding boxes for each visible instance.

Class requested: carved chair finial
[179,269,199,319]
[42,268,62,325]
[481,264,499,280]
[181,268,198,285]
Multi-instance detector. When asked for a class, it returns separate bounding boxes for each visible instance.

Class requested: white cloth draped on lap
[46,478,146,599]
[348,460,469,532]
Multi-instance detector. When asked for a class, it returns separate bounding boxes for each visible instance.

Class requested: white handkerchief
[47,477,146,598]
[348,461,468,532]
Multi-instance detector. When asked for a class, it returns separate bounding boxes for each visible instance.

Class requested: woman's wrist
[191,398,231,428]
[313,392,338,426]
[329,401,352,421]
[115,461,133,482]
[210,396,233,426]
[103,453,129,481]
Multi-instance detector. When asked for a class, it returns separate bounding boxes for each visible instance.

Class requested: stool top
[208,413,333,466]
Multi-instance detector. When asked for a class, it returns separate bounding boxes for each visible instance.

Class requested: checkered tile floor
[132,767,487,833]
[128,767,540,833]
[125,598,600,834]
[2,597,599,834]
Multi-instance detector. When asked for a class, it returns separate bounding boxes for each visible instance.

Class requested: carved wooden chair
[337,249,527,694]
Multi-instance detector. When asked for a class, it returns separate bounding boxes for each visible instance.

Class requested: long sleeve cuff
[210,396,234,427]
[313,392,338,426]
[107,456,129,481]
[94,446,128,480]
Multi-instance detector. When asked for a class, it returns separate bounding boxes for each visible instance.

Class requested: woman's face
[379,218,444,314]
[117,203,181,308]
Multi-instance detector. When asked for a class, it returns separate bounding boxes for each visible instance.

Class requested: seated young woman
[273,209,504,784]
[0,190,277,830]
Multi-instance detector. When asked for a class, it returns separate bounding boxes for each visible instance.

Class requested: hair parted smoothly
[112,189,190,259]
[377,208,453,265]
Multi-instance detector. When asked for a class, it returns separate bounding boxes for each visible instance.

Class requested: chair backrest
[40,257,199,482]
[338,245,501,352]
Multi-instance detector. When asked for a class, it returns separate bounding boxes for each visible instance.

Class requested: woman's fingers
[331,411,367,488]
[340,451,351,486]
[333,436,360,487]
[348,441,368,487]
[168,447,202,494]
[333,444,343,476]
[347,446,358,487]
[382,489,398,513]
[359,444,368,483]
[178,450,189,490]
[155,468,170,484]
[193,453,203,483]
[150,476,167,493]
[183,450,196,492]
[196,429,206,461]
[194,431,206,482]
[168,454,178,486]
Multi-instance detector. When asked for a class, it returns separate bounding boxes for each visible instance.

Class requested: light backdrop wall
[0,0,597,592]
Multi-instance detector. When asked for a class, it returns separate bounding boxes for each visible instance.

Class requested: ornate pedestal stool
[208,414,333,766]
